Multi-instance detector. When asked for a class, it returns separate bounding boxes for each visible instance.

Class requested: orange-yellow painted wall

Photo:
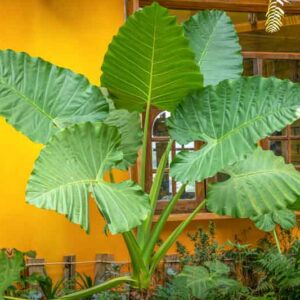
[0,0,263,279]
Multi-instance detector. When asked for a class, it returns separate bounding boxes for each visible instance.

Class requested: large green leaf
[104,109,142,170]
[251,209,296,232]
[101,3,202,113]
[26,122,150,234]
[184,10,243,86]
[206,148,300,222]
[178,261,243,299]
[0,50,108,144]
[168,76,300,183]
[0,249,24,299]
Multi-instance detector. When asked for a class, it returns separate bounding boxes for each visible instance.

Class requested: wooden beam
[153,211,300,222]
[139,0,300,13]
[242,51,300,60]
[153,212,232,222]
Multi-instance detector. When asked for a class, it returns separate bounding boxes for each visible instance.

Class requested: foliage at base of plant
[153,223,300,300]
[4,224,300,300]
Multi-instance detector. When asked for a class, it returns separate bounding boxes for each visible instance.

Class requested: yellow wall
[0,0,263,279]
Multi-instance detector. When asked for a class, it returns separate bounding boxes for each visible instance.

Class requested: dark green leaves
[251,209,296,232]
[178,261,244,299]
[26,122,150,234]
[0,50,108,144]
[206,148,300,230]
[0,249,24,299]
[101,2,202,112]
[184,10,243,86]
[168,76,300,183]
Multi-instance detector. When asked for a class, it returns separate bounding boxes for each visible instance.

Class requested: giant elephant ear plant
[1,2,300,299]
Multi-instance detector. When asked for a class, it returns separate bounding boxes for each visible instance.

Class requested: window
[146,108,205,213]
[127,0,300,215]
[261,122,300,170]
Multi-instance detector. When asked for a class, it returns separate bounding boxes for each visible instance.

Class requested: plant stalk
[150,199,207,274]
[143,183,186,265]
[141,139,173,246]
[140,102,151,190]
[4,297,29,300]
[122,231,150,287]
[56,276,135,300]
[137,101,152,244]
[109,170,115,183]
[273,227,282,254]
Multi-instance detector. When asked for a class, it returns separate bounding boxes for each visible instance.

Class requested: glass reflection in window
[152,111,171,137]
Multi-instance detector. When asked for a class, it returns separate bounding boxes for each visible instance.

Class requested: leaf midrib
[146,9,157,107]
[0,77,61,128]
[194,14,222,69]
[230,169,295,180]
[29,179,103,198]
[30,152,120,197]
[221,106,297,143]
[200,106,298,146]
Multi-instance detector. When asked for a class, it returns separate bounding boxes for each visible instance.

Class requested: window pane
[154,173,172,201]
[176,182,195,200]
[269,140,288,161]
[243,59,254,76]
[291,120,300,136]
[291,140,300,165]
[152,141,170,169]
[152,111,170,137]
[262,60,300,82]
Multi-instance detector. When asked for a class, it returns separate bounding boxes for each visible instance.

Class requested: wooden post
[126,0,140,17]
[63,255,76,281]
[164,254,179,282]
[26,258,46,294]
[94,253,114,284]
[26,258,46,276]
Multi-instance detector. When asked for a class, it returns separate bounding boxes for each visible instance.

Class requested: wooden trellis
[25,253,180,282]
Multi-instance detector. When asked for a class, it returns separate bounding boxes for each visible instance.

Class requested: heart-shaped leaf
[168,76,300,183]
[26,122,150,234]
[184,10,243,86]
[0,50,108,144]
[207,148,300,222]
[101,3,202,112]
